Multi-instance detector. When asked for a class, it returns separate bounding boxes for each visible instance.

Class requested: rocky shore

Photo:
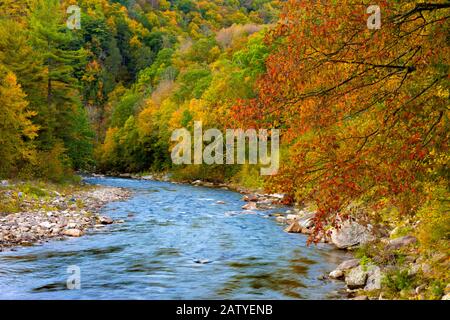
[0,181,131,251]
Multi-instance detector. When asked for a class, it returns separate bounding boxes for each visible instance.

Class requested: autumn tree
[233,0,450,235]
[0,66,38,177]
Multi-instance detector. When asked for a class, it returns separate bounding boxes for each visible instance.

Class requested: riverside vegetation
[0,0,448,300]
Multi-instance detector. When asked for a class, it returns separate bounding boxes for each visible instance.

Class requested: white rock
[329,269,344,279]
[63,229,83,237]
[39,221,53,229]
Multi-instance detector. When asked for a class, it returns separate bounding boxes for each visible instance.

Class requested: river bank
[0,180,130,251]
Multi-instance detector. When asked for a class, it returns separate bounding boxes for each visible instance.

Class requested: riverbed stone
[63,229,83,237]
[242,202,257,211]
[99,216,114,225]
[285,221,302,233]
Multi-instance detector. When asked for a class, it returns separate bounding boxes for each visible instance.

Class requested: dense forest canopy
[0,1,448,244]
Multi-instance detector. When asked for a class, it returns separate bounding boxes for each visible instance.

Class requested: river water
[0,177,348,299]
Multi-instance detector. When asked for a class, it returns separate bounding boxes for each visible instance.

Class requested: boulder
[345,266,368,289]
[442,293,450,300]
[99,216,113,225]
[286,214,299,222]
[329,269,345,279]
[284,221,302,233]
[242,202,257,211]
[63,229,83,237]
[216,201,226,205]
[39,221,53,229]
[297,212,316,229]
[364,266,382,291]
[337,259,360,271]
[386,236,417,250]
[243,194,259,202]
[331,221,375,249]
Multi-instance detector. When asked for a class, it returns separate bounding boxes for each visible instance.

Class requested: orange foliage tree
[233,1,450,234]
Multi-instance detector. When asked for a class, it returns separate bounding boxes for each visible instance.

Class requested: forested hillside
[0,0,281,180]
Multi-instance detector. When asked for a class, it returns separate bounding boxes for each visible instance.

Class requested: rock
[192,180,203,186]
[337,259,360,271]
[364,266,382,291]
[243,194,259,202]
[50,227,61,234]
[275,216,287,224]
[141,175,154,180]
[421,263,432,275]
[269,193,285,199]
[408,263,421,276]
[242,202,257,211]
[297,212,316,229]
[286,214,299,222]
[284,221,302,233]
[329,269,345,279]
[63,229,83,237]
[442,293,450,300]
[216,201,226,205]
[1,180,9,186]
[415,284,426,295]
[99,216,113,225]
[66,222,78,229]
[345,266,368,289]
[331,221,375,249]
[386,235,417,250]
[39,221,53,229]
[194,259,211,264]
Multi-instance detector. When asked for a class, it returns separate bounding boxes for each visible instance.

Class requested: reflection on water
[0,177,348,299]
